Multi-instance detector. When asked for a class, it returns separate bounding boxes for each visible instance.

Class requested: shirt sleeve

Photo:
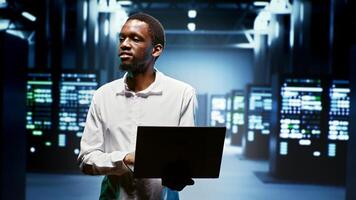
[77,94,130,176]
[179,87,197,126]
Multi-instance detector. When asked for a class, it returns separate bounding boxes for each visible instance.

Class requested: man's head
[118,12,165,74]
[127,12,166,49]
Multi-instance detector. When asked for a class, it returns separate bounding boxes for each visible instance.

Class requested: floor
[26,144,346,200]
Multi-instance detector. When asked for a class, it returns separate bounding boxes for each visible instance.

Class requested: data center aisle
[180,144,345,200]
[26,143,345,200]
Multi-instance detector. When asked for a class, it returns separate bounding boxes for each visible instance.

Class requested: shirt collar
[116,69,163,98]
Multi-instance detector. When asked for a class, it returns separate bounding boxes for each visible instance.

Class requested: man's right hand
[123,153,135,165]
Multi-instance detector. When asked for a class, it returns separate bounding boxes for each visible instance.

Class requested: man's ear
[152,44,163,58]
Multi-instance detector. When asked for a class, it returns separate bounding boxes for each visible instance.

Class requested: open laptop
[133,126,226,178]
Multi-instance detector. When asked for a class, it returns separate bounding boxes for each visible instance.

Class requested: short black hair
[127,12,166,48]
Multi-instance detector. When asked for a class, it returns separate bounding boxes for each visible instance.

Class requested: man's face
[118,19,154,73]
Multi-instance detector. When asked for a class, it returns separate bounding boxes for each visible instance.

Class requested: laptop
[133,126,226,178]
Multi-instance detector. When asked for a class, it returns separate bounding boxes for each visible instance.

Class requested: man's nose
[120,38,131,49]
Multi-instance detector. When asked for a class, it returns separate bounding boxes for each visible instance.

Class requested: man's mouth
[119,52,133,59]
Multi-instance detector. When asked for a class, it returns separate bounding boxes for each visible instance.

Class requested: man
[78,12,196,199]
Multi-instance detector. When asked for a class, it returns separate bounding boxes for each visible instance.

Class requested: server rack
[243,85,272,159]
[26,70,99,172]
[209,95,227,128]
[270,74,349,183]
[230,90,245,146]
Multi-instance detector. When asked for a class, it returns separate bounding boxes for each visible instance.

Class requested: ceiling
[125,0,268,47]
[1,0,270,47]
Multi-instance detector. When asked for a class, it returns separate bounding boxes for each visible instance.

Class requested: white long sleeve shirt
[78,70,197,199]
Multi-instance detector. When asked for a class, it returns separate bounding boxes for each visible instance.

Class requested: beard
[119,61,147,74]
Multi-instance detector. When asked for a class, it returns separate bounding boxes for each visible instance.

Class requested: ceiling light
[0,0,7,8]
[82,28,87,44]
[22,11,36,22]
[104,19,109,36]
[254,1,269,7]
[234,43,255,49]
[118,0,132,6]
[188,9,197,18]
[83,1,88,21]
[187,23,196,32]
[98,0,123,13]
[0,19,10,30]
[95,24,99,44]
[6,30,25,39]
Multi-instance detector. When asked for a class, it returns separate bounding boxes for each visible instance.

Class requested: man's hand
[123,153,135,165]
[162,177,194,191]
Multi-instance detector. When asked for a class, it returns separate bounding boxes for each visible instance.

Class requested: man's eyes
[119,36,141,42]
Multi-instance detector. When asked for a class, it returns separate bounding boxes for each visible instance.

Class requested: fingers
[123,153,135,165]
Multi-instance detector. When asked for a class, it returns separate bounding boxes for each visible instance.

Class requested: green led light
[32,130,43,136]
[45,141,52,146]
[27,81,52,85]
[26,124,35,129]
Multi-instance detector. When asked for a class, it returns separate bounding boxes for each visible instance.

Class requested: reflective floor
[26,143,345,200]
